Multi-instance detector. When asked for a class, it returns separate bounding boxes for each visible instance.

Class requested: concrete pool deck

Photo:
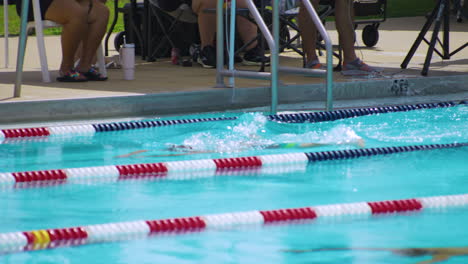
[0,16,467,124]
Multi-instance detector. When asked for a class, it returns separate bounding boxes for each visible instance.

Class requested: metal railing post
[215,0,226,88]
[301,0,333,111]
[14,0,30,97]
[228,0,236,87]
[270,0,279,114]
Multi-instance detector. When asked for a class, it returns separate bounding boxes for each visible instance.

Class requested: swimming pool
[0,102,467,263]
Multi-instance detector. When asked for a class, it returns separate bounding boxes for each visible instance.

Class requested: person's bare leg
[298,0,319,64]
[236,0,258,51]
[75,41,99,67]
[44,0,88,74]
[76,0,110,72]
[334,0,357,63]
[192,0,216,48]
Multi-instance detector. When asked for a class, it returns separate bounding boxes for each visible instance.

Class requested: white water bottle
[120,43,135,80]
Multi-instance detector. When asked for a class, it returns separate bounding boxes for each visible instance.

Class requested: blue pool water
[0,105,467,263]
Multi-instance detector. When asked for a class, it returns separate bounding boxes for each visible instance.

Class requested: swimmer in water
[115,137,366,158]
[282,247,468,264]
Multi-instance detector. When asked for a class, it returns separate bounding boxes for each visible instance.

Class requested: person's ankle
[59,68,74,75]
[305,59,324,69]
[245,43,257,52]
[306,58,320,64]
[76,65,92,73]
[59,63,74,73]
[343,57,359,65]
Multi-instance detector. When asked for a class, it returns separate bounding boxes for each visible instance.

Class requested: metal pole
[422,1,444,76]
[219,69,271,79]
[442,0,450,59]
[3,0,8,68]
[14,0,30,97]
[228,0,236,87]
[270,0,280,114]
[302,0,333,111]
[215,0,226,88]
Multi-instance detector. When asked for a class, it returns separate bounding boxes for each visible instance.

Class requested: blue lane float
[268,100,466,123]
[92,117,238,132]
[305,142,468,162]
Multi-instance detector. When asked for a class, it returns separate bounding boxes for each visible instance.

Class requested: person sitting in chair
[153,0,269,68]
[298,0,381,75]
[16,0,109,82]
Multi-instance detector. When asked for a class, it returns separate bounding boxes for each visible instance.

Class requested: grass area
[0,0,435,36]
[386,0,435,17]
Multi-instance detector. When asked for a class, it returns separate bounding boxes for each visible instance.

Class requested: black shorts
[151,0,191,12]
[16,0,54,22]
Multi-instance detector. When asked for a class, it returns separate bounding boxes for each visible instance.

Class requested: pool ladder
[215,0,334,114]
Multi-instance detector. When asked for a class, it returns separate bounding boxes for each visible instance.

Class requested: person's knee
[191,0,201,14]
[45,0,88,24]
[67,8,89,25]
[88,0,110,23]
[94,0,110,21]
[192,0,215,14]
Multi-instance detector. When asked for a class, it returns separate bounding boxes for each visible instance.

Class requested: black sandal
[56,70,88,82]
[81,67,108,81]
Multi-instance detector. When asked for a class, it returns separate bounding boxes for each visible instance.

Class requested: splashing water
[178,113,271,153]
[172,113,363,153]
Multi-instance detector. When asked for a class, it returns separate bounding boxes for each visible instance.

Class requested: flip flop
[81,67,108,81]
[56,70,88,82]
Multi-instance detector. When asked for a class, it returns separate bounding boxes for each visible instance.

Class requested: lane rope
[0,117,237,142]
[268,101,466,123]
[0,193,467,255]
[0,101,465,141]
[1,142,466,189]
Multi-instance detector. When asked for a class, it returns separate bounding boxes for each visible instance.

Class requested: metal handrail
[215,0,334,113]
[215,0,276,82]
[301,0,334,111]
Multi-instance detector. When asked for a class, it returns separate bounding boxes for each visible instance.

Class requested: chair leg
[96,43,107,78]
[32,0,51,82]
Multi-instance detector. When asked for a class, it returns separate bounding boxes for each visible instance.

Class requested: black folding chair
[146,0,199,62]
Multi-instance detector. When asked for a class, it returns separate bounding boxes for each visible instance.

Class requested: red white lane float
[0,193,467,254]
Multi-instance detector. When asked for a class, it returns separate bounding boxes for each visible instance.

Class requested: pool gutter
[0,74,467,124]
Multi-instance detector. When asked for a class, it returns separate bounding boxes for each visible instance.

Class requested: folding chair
[146,0,199,62]
[17,0,106,82]
[254,0,304,56]
[254,0,342,69]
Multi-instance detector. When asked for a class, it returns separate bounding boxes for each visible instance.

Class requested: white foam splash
[175,114,363,153]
